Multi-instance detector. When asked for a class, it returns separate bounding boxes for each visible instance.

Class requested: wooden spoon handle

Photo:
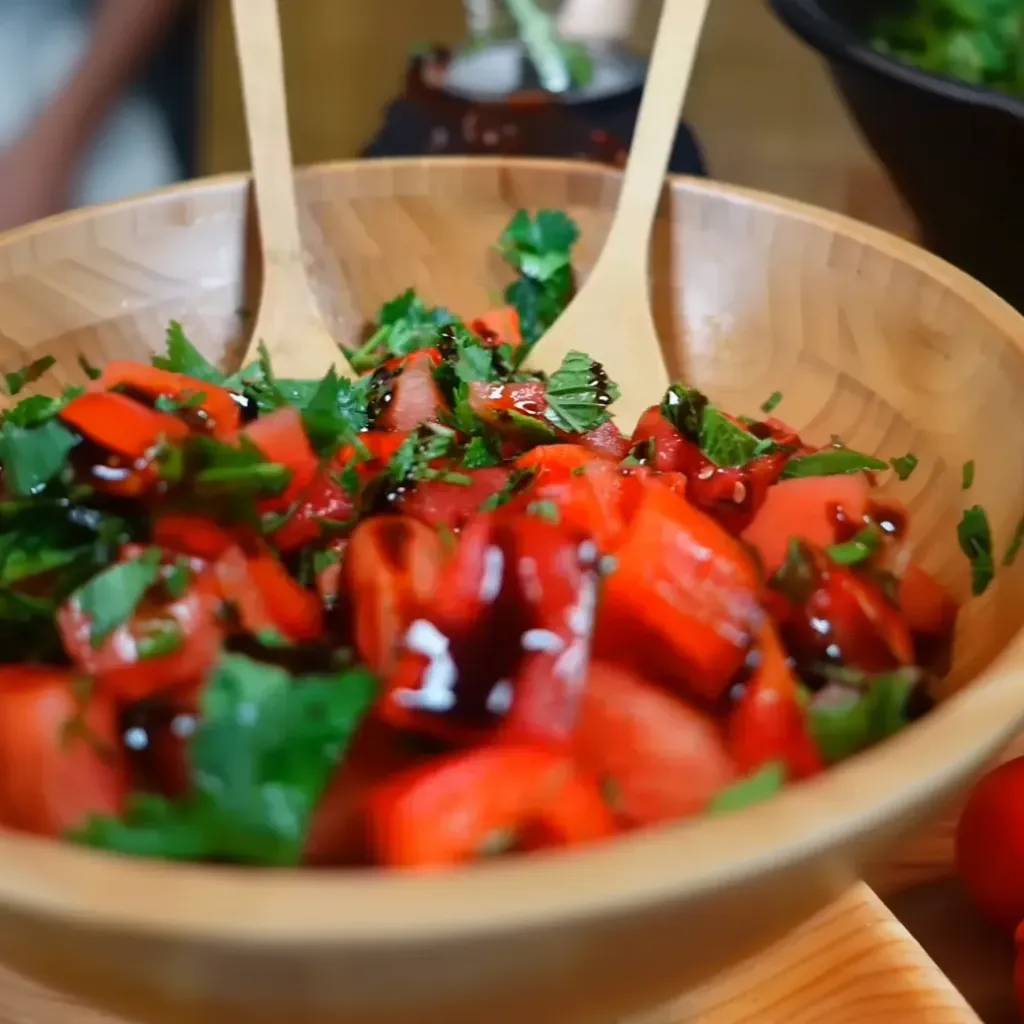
[230,0,305,275]
[600,0,713,268]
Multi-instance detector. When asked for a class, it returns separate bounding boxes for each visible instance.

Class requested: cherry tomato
[956,757,1024,933]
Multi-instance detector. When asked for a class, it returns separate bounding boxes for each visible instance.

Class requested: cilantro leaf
[0,419,77,496]
[543,351,618,433]
[3,355,56,396]
[74,547,163,645]
[70,654,377,866]
[348,289,459,373]
[152,321,224,384]
[957,504,995,596]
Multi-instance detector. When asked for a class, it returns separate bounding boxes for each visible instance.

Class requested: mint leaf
[0,419,77,496]
[152,321,224,384]
[74,547,163,644]
[698,406,760,468]
[782,448,888,478]
[543,350,618,433]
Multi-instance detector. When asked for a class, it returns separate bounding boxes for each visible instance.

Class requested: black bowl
[769,0,1024,311]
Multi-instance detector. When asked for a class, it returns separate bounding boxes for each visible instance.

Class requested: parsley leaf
[543,351,618,433]
[152,321,224,384]
[3,355,56,396]
[348,289,459,373]
[0,419,78,496]
[70,654,376,866]
[957,504,995,596]
[74,547,163,645]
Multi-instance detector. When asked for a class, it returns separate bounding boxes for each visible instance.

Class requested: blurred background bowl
[1,157,1024,1024]
[768,0,1024,312]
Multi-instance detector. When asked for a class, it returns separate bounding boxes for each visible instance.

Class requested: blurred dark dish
[362,48,707,176]
[770,0,1024,311]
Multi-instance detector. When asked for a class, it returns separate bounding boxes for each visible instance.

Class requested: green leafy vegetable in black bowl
[872,0,1024,93]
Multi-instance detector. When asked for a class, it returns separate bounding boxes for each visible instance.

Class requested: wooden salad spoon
[527,0,714,429]
[230,0,353,380]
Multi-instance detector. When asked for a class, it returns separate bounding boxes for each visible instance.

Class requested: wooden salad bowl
[0,157,1023,1024]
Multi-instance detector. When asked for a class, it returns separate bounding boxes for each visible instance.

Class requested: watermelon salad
[0,208,1000,869]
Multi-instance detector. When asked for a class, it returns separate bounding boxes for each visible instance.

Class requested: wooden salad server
[527,0,714,429]
[230,0,353,380]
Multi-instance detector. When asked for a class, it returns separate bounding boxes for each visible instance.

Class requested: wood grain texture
[0,886,979,1024]
[0,158,1022,1024]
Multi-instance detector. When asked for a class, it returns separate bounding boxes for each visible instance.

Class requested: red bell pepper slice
[572,660,736,827]
[469,306,523,349]
[341,516,445,675]
[727,624,822,781]
[365,744,615,868]
[593,481,762,702]
[61,391,189,459]
[97,360,241,437]
[152,514,248,560]
[212,546,324,644]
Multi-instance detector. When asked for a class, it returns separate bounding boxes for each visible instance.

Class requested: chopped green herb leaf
[348,289,459,372]
[136,622,184,661]
[543,350,618,433]
[826,526,882,566]
[770,538,819,604]
[526,499,560,524]
[3,355,56,396]
[0,418,78,496]
[70,653,376,866]
[957,504,995,596]
[1004,513,1024,567]
[152,321,224,384]
[782,447,889,479]
[962,459,975,491]
[698,406,760,468]
[808,668,922,763]
[461,435,502,469]
[708,761,787,814]
[890,453,918,481]
[760,390,783,414]
[78,355,102,381]
[74,547,163,645]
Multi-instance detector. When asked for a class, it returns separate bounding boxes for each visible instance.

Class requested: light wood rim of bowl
[1,157,1023,947]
